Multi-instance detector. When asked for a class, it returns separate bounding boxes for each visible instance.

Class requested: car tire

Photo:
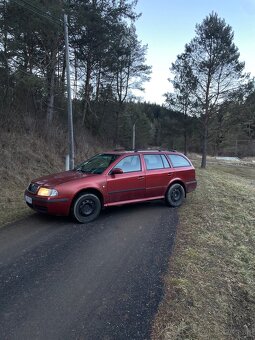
[166,183,185,207]
[72,193,101,223]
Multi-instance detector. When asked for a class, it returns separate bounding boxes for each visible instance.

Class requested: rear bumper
[24,191,70,216]
[185,180,197,193]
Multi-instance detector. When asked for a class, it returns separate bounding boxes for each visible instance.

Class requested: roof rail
[134,149,162,152]
[134,149,178,152]
[113,149,177,153]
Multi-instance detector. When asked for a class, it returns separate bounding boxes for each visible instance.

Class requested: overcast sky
[134,0,255,105]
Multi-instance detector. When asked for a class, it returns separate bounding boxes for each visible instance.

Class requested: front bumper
[24,191,70,216]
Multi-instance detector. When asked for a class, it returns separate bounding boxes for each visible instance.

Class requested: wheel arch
[165,180,186,198]
[70,188,104,214]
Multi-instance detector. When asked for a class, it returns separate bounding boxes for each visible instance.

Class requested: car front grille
[28,183,40,194]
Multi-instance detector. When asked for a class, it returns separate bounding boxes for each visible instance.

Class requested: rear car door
[143,154,172,198]
[167,154,196,192]
[106,155,146,203]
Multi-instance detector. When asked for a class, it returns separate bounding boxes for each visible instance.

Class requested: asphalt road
[0,201,178,340]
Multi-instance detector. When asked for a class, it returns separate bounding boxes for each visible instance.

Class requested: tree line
[0,0,150,138]
[0,2,254,167]
[166,12,255,167]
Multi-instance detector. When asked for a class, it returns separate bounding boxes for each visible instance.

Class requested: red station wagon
[24,150,197,223]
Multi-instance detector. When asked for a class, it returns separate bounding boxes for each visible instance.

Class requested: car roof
[106,149,180,155]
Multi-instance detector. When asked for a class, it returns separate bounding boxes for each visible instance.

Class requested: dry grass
[0,128,103,227]
[0,131,65,226]
[152,162,255,339]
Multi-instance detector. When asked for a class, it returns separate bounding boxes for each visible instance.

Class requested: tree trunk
[74,52,78,100]
[95,67,101,102]
[46,67,55,126]
[45,43,58,127]
[1,0,10,110]
[114,109,120,147]
[184,129,187,155]
[61,56,66,85]
[201,123,208,168]
[184,112,188,155]
[82,59,92,125]
[201,71,211,168]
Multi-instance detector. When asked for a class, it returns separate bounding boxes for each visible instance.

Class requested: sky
[134,0,255,105]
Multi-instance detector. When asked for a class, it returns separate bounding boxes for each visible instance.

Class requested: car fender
[165,178,187,196]
[69,186,105,210]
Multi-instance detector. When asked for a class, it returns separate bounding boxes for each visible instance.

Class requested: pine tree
[171,12,248,167]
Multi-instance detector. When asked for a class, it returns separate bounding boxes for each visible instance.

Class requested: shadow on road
[21,199,174,228]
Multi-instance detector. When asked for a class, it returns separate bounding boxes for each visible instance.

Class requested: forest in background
[0,0,254,167]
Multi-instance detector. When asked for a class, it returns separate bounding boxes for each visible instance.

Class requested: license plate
[25,195,32,204]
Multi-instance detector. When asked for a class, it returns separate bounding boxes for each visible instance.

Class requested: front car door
[106,155,146,204]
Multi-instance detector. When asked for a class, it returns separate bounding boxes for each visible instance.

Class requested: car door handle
[138,176,144,180]
[168,172,173,176]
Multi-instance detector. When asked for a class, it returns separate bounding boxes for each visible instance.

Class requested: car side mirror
[110,168,123,175]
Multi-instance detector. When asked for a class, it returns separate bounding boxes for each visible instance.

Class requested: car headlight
[37,187,58,197]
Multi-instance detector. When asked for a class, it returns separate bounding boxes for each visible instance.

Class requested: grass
[152,161,255,339]
[0,128,102,227]
[0,130,63,227]
[0,186,32,227]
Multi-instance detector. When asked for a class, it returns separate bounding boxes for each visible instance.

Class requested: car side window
[144,154,165,170]
[114,155,141,173]
[168,154,191,167]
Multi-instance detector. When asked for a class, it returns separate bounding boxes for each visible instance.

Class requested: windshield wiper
[76,168,89,173]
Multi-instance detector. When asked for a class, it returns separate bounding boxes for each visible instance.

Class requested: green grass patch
[152,162,255,339]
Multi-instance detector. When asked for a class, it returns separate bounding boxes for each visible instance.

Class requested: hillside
[0,125,103,226]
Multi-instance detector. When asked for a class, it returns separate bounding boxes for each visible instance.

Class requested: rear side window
[168,154,191,167]
[144,154,167,170]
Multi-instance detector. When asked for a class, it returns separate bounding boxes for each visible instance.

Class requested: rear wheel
[72,193,101,223]
[166,183,185,207]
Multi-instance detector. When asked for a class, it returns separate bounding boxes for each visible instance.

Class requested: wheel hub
[79,200,95,216]
[171,188,181,201]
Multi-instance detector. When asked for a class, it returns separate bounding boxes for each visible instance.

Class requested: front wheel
[72,193,101,223]
[166,183,185,207]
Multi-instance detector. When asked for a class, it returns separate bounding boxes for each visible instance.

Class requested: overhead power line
[12,0,63,27]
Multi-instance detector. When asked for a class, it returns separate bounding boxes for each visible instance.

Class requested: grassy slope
[0,129,102,226]
[152,161,255,339]
[0,131,62,225]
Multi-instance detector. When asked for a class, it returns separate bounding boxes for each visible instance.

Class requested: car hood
[33,170,97,187]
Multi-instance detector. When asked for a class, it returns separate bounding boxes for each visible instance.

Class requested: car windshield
[75,154,120,174]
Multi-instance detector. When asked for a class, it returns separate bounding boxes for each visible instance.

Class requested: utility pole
[64,14,74,170]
